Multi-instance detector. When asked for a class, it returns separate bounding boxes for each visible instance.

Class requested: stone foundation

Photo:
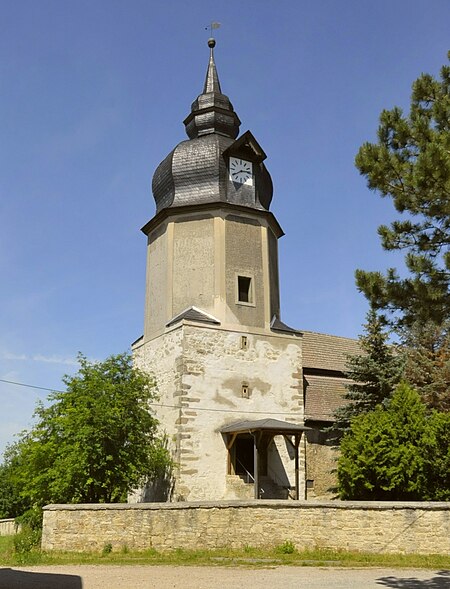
[42,501,450,555]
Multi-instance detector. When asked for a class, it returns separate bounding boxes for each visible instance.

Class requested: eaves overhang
[220,418,312,436]
[141,201,284,238]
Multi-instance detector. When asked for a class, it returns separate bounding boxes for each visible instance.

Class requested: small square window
[237,276,252,303]
[306,479,315,490]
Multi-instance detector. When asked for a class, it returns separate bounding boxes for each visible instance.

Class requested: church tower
[133,39,307,502]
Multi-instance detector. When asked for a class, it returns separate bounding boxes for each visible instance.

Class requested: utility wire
[0,378,65,394]
[0,377,300,416]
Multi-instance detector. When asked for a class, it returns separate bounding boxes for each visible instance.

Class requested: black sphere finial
[208,37,216,48]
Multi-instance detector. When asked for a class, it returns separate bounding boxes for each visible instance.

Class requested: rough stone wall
[133,323,303,501]
[42,501,450,555]
[132,328,184,501]
[305,429,339,500]
[0,519,19,536]
[177,324,303,500]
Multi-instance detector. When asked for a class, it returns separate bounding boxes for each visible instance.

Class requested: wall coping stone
[43,500,450,512]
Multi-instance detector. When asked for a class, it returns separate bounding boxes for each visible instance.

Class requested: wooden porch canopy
[220,419,312,500]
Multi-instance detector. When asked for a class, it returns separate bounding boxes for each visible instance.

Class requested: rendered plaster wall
[42,501,450,555]
[267,229,280,319]
[225,216,265,329]
[144,222,168,339]
[172,217,215,317]
[133,323,303,502]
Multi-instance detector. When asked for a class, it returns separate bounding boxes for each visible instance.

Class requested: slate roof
[270,315,302,336]
[301,330,361,372]
[151,39,273,215]
[166,306,220,328]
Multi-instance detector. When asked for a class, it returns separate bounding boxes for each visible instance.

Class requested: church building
[132,39,359,502]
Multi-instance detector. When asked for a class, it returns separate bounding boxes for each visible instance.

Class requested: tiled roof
[301,330,361,372]
[304,374,351,422]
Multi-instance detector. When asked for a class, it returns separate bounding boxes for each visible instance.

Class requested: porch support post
[253,432,259,499]
[294,434,301,500]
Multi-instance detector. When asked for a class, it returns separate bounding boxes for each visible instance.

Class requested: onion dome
[151,39,273,214]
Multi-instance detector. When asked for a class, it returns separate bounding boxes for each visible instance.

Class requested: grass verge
[0,537,448,570]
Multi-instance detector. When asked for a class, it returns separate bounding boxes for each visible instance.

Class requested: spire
[183,39,240,140]
[203,38,222,94]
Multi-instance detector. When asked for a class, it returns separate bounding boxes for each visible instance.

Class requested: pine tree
[333,309,404,434]
[355,52,450,328]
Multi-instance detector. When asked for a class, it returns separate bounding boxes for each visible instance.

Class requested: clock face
[229,157,253,185]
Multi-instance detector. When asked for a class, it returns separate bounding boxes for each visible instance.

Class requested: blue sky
[1,0,449,456]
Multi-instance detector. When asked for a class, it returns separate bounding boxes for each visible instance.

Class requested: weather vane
[205,21,221,36]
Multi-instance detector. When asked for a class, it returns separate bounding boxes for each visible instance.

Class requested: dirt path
[0,565,449,589]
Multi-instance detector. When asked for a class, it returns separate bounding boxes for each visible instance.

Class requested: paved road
[0,565,449,589]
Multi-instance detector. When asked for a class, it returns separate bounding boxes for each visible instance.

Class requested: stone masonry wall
[0,519,19,536]
[42,501,450,555]
[134,323,304,501]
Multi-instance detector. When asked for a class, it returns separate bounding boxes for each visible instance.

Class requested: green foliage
[1,539,449,569]
[15,507,43,531]
[13,525,42,563]
[355,52,450,328]
[276,540,296,554]
[400,320,450,411]
[421,410,450,500]
[0,352,171,509]
[0,445,31,518]
[333,310,404,435]
[338,383,428,500]
[102,542,113,555]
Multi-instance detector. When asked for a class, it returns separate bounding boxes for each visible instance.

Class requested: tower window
[237,275,252,303]
[241,384,250,398]
[240,335,248,350]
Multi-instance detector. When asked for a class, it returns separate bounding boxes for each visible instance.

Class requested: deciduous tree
[400,320,450,411]
[0,352,170,510]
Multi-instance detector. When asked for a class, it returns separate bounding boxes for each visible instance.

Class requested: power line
[0,378,64,394]
[0,378,300,416]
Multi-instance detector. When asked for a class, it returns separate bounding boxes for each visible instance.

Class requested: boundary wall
[42,501,450,555]
[0,518,18,536]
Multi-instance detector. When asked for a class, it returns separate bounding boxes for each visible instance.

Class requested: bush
[338,382,450,500]
[15,506,43,531]
[276,540,296,554]
[13,525,41,563]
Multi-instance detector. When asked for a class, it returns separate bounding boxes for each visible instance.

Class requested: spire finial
[203,35,221,93]
[183,30,240,139]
